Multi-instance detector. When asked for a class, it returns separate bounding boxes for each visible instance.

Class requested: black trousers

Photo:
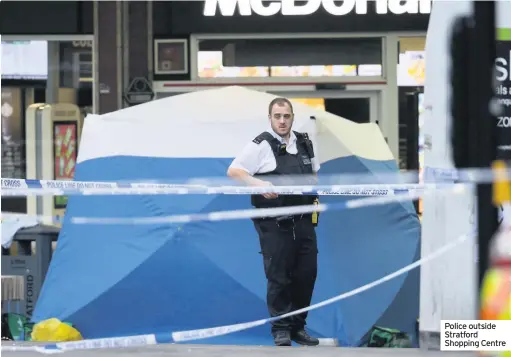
[253,214,318,335]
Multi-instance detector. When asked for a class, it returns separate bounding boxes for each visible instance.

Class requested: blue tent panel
[33,155,420,346]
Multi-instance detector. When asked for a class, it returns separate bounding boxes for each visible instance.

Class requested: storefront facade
[152,0,429,161]
[1,0,429,216]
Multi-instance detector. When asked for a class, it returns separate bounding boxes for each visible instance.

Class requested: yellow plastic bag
[31,318,83,342]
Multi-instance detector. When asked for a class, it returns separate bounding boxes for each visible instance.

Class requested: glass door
[398,86,422,215]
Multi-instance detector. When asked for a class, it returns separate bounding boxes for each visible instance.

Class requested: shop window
[1,88,25,179]
[59,40,93,88]
[289,98,325,111]
[1,87,27,214]
[2,39,93,217]
[1,39,93,158]
[397,36,425,172]
[197,37,383,78]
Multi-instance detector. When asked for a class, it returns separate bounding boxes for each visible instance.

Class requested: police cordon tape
[0,177,425,197]
[1,232,473,354]
[1,183,467,226]
[0,165,507,198]
[73,184,463,225]
[2,167,511,196]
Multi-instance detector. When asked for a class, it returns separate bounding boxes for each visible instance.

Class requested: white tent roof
[78,86,393,164]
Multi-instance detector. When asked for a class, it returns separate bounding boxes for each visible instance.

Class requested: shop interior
[196,36,383,124]
[196,35,425,167]
[195,34,426,213]
[1,39,93,214]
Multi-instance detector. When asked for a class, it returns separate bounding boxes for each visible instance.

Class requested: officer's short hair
[268,97,294,115]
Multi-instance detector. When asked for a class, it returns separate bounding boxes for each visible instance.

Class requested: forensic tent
[33,86,421,347]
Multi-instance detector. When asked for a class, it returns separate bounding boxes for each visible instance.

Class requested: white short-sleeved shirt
[229,127,320,175]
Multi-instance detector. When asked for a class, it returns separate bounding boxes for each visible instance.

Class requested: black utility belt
[253,213,317,228]
[260,214,312,221]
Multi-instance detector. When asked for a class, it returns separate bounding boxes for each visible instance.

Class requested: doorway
[324,97,370,124]
[269,90,380,125]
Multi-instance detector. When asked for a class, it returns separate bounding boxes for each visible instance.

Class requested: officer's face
[269,103,294,137]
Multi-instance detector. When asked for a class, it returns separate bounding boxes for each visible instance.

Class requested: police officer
[227,97,320,347]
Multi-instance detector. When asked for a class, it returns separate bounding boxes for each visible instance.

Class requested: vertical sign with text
[496,28,511,159]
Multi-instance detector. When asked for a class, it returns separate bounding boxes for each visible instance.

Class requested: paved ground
[2,342,475,357]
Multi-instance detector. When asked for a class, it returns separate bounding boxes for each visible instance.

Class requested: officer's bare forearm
[227,167,264,186]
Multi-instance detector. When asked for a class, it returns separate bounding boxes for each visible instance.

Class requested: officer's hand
[256,180,278,199]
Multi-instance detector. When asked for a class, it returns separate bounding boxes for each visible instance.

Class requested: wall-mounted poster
[496,28,511,160]
[398,51,425,86]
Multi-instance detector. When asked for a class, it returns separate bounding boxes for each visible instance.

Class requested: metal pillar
[450,1,498,311]
[45,41,60,105]
[93,1,153,114]
[93,1,123,114]
[472,1,498,296]
[127,1,152,84]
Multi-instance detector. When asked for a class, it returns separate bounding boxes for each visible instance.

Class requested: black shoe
[291,329,319,346]
[273,330,292,346]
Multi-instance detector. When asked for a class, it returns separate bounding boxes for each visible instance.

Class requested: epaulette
[252,132,274,144]
[252,136,264,144]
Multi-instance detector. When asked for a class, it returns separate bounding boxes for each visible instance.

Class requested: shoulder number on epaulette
[252,136,264,144]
